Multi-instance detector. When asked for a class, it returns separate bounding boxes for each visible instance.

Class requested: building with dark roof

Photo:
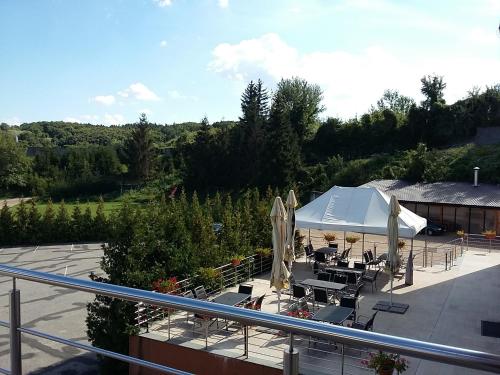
[362,178,500,234]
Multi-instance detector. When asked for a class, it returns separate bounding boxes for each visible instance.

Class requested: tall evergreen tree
[55,200,71,242]
[27,200,41,244]
[42,199,56,243]
[94,196,108,240]
[125,113,154,181]
[238,80,269,186]
[71,201,83,241]
[16,199,29,243]
[0,202,14,245]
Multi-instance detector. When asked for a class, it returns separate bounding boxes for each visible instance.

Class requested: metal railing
[1,264,500,375]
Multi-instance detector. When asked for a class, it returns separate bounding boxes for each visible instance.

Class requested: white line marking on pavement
[33,246,39,253]
[70,244,73,252]
[64,266,68,276]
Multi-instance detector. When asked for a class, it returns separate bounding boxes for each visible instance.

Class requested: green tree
[0,132,31,191]
[94,197,108,240]
[0,202,14,245]
[125,113,154,181]
[82,205,94,241]
[55,200,71,242]
[27,200,41,244]
[16,200,29,243]
[42,199,56,243]
[71,201,84,241]
[421,74,446,109]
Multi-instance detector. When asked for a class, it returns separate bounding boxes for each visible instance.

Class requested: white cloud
[140,109,152,115]
[160,40,168,47]
[154,0,172,7]
[92,95,116,106]
[64,117,81,123]
[1,117,21,125]
[103,113,125,126]
[218,0,229,8]
[118,83,160,101]
[209,33,500,118]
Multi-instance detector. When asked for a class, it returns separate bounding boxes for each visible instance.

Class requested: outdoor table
[315,247,338,255]
[300,278,346,292]
[312,305,354,325]
[210,292,251,357]
[211,292,250,306]
[325,266,365,276]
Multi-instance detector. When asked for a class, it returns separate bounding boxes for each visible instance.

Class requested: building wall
[402,202,500,234]
[129,335,282,375]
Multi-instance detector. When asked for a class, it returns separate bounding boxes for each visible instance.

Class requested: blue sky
[0,0,499,125]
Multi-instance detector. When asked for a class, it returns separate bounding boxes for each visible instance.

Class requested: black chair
[366,250,383,268]
[340,296,357,321]
[333,273,347,284]
[351,311,378,331]
[346,271,359,286]
[238,284,253,296]
[305,244,315,264]
[337,260,349,268]
[317,272,331,282]
[314,251,328,264]
[312,288,333,310]
[362,269,381,293]
[291,284,309,303]
[353,262,366,271]
[252,294,266,311]
[333,249,347,263]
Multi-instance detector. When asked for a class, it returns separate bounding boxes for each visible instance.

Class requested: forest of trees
[2,75,500,201]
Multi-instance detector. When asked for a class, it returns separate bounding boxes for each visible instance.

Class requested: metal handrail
[1,264,500,373]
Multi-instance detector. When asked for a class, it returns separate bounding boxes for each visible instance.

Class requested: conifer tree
[0,202,14,245]
[27,200,41,244]
[16,199,29,244]
[71,201,83,241]
[82,205,93,241]
[125,113,154,181]
[42,199,56,243]
[94,196,108,240]
[55,200,71,242]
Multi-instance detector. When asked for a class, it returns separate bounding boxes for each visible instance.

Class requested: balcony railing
[1,263,500,375]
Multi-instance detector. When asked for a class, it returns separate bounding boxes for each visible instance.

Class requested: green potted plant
[324,233,337,242]
[362,351,408,374]
[483,230,496,240]
[231,254,245,267]
[254,247,272,258]
[152,276,178,294]
[345,235,360,246]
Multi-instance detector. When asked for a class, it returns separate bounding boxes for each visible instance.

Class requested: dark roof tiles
[362,180,500,208]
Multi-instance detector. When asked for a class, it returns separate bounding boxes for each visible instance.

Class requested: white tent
[296,186,426,238]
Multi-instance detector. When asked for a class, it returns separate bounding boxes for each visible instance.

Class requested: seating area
[141,231,500,375]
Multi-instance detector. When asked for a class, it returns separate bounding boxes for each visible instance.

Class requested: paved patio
[145,240,500,375]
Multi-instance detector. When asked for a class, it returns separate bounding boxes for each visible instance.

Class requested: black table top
[211,292,250,306]
[316,247,338,255]
[326,266,365,275]
[301,279,346,291]
[312,305,354,325]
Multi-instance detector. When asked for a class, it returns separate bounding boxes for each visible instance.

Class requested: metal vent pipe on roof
[473,167,480,187]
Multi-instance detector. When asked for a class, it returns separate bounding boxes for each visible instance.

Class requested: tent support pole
[308,229,311,246]
[343,232,346,252]
[362,233,365,261]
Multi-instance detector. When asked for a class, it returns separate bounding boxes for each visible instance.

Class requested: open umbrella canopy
[270,197,290,291]
[284,190,298,267]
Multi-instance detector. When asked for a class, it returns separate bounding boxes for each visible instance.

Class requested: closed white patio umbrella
[387,195,400,307]
[284,190,298,271]
[270,197,290,313]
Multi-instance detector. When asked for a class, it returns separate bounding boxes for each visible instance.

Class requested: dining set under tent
[295,185,427,313]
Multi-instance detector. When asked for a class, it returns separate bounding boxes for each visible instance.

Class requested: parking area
[0,243,103,374]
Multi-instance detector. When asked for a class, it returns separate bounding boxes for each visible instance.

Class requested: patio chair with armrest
[238,284,253,300]
[305,244,315,264]
[351,311,378,331]
[340,296,357,321]
[333,273,347,284]
[332,249,347,263]
[312,288,334,310]
[362,268,381,293]
[193,286,209,300]
[366,250,384,268]
[314,251,328,265]
[291,284,310,303]
[343,283,363,309]
[346,271,359,286]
